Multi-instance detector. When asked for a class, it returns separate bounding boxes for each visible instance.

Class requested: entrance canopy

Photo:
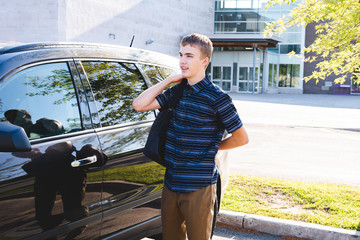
[209,34,281,49]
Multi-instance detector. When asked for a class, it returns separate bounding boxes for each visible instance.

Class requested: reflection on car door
[0,62,105,239]
[79,61,165,238]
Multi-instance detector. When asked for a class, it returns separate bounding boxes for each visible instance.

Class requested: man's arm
[218,126,249,150]
[132,74,183,112]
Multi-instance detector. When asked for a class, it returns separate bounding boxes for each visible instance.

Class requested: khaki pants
[161,184,216,240]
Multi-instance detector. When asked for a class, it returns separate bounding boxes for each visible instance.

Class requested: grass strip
[221,174,360,231]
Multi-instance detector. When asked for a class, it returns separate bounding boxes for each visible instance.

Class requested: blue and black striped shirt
[156,77,243,193]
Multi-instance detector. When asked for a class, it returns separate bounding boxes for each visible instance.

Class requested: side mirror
[0,122,31,152]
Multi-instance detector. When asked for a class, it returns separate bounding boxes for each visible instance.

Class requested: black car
[0,42,229,240]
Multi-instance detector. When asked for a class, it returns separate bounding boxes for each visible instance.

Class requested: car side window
[0,62,82,140]
[138,64,181,86]
[158,66,181,79]
[138,64,165,86]
[81,61,154,127]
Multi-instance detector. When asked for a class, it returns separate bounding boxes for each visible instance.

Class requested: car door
[0,61,105,239]
[76,60,166,239]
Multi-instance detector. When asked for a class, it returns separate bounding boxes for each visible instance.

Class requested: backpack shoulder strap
[169,79,187,109]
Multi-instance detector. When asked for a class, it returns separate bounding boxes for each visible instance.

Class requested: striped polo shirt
[156,77,243,193]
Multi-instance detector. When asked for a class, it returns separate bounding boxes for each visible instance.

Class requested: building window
[214,0,301,35]
[351,69,360,94]
[279,44,301,54]
[268,63,278,87]
[279,64,300,88]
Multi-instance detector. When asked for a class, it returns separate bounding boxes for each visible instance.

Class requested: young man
[133,33,248,240]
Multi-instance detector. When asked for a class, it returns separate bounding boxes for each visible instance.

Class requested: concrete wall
[0,0,60,42]
[0,0,214,56]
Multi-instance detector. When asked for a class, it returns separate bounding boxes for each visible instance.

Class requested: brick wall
[303,22,351,95]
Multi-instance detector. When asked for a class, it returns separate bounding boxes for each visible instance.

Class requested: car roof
[0,42,179,80]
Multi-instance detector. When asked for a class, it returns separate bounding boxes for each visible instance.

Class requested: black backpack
[143,79,187,166]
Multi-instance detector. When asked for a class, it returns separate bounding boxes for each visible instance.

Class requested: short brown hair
[180,33,213,60]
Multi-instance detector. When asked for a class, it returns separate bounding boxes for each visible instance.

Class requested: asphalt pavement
[213,225,282,240]
[229,92,360,129]
[228,93,360,187]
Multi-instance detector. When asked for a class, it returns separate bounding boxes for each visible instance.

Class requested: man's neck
[187,73,206,86]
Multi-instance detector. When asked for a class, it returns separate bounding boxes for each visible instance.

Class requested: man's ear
[202,57,209,68]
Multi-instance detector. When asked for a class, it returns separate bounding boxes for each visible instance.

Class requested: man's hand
[168,74,183,85]
[132,74,184,112]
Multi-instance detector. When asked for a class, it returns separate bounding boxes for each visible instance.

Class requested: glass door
[237,66,259,93]
[212,65,232,92]
[351,74,360,94]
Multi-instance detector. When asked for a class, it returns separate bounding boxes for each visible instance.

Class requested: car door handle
[71,155,97,167]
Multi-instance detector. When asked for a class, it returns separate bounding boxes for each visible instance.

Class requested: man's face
[179,44,208,79]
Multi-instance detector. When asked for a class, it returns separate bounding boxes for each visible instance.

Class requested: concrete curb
[217,210,360,240]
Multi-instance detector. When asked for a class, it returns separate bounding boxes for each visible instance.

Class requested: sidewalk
[217,210,360,240]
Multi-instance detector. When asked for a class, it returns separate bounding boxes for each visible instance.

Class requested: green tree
[264,0,360,84]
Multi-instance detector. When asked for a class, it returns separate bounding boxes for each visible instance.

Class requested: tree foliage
[24,69,75,105]
[82,61,153,126]
[264,0,360,84]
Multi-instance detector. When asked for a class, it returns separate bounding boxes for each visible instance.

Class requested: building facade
[209,0,304,94]
[0,0,357,95]
[0,0,214,56]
